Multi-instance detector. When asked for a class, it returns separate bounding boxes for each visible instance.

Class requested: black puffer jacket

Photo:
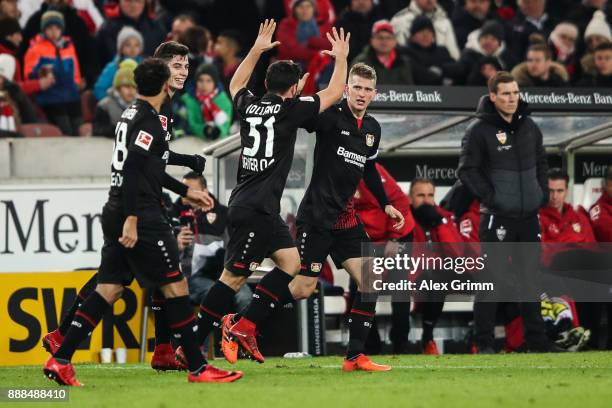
[457,96,548,219]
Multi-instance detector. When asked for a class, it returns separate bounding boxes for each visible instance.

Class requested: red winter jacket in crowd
[354,163,415,242]
[589,192,612,242]
[276,17,332,65]
[539,203,596,267]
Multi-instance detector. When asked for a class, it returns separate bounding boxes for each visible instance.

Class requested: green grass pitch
[2,352,612,408]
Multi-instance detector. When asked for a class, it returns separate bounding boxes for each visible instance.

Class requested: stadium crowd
[0,0,611,137]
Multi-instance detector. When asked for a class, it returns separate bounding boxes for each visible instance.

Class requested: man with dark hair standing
[42,58,242,385]
[175,20,350,369]
[41,42,206,372]
[458,71,551,353]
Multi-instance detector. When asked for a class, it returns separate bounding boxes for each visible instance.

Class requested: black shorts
[97,205,184,288]
[224,206,295,276]
[297,221,370,277]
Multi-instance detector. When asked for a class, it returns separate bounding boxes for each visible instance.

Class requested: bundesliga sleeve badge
[135,130,154,151]
[366,134,375,147]
[496,130,507,144]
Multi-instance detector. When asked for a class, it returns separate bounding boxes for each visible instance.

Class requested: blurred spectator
[0,0,19,19]
[96,0,166,66]
[167,13,195,42]
[176,64,232,140]
[92,61,137,138]
[452,0,496,49]
[580,11,611,78]
[578,41,612,86]
[459,20,517,85]
[391,0,461,60]
[567,0,611,34]
[213,29,243,92]
[335,0,386,62]
[512,43,569,86]
[352,20,415,85]
[0,17,55,96]
[24,10,83,135]
[0,58,37,134]
[589,166,612,242]
[169,172,252,307]
[510,0,558,62]
[93,26,143,101]
[548,22,579,79]
[20,0,99,89]
[405,14,462,84]
[178,25,211,95]
[283,0,336,26]
[277,0,332,68]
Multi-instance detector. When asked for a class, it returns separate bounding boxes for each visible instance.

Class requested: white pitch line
[76,364,612,370]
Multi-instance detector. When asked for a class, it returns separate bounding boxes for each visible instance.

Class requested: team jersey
[107,98,171,214]
[229,88,320,215]
[297,99,381,230]
[159,96,174,141]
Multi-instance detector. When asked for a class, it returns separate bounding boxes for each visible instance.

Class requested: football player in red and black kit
[287,63,405,371]
[176,20,351,368]
[43,59,242,386]
[41,42,206,371]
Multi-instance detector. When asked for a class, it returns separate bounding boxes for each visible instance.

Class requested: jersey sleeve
[366,121,382,161]
[233,88,258,119]
[302,104,335,133]
[289,94,321,128]
[127,117,163,156]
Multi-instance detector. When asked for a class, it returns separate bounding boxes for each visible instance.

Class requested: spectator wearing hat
[213,30,243,93]
[277,0,332,68]
[93,26,143,101]
[0,17,55,96]
[390,0,460,60]
[459,20,517,85]
[96,0,166,66]
[176,64,232,140]
[578,41,612,87]
[567,0,612,35]
[24,10,83,136]
[548,22,580,80]
[580,11,612,79]
[352,20,415,85]
[405,14,462,85]
[512,43,569,87]
[282,0,336,27]
[335,0,386,62]
[0,55,37,136]
[451,0,497,49]
[20,0,98,89]
[92,61,137,138]
[510,0,558,62]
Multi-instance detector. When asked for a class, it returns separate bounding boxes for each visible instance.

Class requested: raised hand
[253,19,281,53]
[321,27,350,60]
[296,72,310,94]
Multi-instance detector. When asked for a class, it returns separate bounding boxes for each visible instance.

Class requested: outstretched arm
[229,19,281,99]
[316,27,350,112]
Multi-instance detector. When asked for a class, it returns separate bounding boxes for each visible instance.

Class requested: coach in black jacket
[458,71,551,353]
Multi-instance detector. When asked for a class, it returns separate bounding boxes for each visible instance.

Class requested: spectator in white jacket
[391,0,460,60]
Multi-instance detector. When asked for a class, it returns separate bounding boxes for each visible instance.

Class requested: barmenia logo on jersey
[337,146,366,168]
[135,130,153,151]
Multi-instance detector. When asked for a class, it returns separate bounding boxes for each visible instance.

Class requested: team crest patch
[206,212,217,224]
[310,263,322,273]
[496,131,507,144]
[365,133,375,147]
[159,115,168,131]
[249,262,260,272]
[496,225,507,241]
[459,219,473,238]
[135,130,153,151]
[572,223,582,233]
[548,224,559,234]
